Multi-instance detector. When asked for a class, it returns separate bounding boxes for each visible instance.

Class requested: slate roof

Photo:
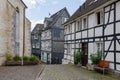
[64,0,110,24]
[45,7,70,29]
[32,24,44,34]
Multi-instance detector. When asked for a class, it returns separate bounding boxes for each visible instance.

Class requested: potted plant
[74,49,83,66]
[89,51,102,70]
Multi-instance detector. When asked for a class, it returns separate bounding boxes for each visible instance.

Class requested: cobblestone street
[37,65,119,80]
[0,65,44,80]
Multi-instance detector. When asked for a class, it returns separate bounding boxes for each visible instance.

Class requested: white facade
[63,0,120,71]
[41,29,52,63]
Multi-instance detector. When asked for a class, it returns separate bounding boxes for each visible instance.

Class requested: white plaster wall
[72,23,75,33]
[116,23,120,34]
[105,4,114,12]
[82,31,87,38]
[116,53,120,63]
[88,13,96,28]
[116,41,120,51]
[105,24,114,35]
[76,32,81,39]
[95,27,102,37]
[116,64,120,71]
[105,10,114,24]
[106,52,114,62]
[88,43,94,64]
[116,1,120,21]
[88,29,94,37]
[105,41,114,51]
[71,34,74,40]
[68,35,71,40]
[109,63,114,70]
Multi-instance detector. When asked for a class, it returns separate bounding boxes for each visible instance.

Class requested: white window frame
[82,17,87,30]
[94,42,103,53]
[95,10,103,26]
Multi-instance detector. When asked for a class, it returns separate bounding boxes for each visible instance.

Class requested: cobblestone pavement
[37,65,119,80]
[0,65,44,80]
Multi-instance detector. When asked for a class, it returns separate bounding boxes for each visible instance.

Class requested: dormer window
[62,17,68,24]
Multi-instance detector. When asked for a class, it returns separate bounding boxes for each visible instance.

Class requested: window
[79,20,82,30]
[96,42,103,52]
[83,18,87,29]
[62,17,68,23]
[76,21,79,31]
[32,44,35,48]
[68,25,71,33]
[34,35,38,39]
[96,11,103,25]
[36,43,40,48]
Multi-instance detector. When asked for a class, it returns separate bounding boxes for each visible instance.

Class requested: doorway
[82,43,88,66]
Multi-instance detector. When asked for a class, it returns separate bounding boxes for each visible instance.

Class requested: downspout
[22,7,26,66]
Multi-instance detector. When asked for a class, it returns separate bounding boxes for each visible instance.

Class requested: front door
[82,43,88,66]
[47,53,50,64]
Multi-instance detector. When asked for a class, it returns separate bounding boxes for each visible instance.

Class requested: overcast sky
[22,0,85,30]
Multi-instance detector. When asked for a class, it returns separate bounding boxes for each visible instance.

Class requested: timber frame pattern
[63,0,120,71]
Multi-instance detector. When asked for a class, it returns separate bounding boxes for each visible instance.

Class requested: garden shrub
[13,55,21,61]
[74,49,83,64]
[23,56,29,61]
[29,55,39,62]
[6,54,13,61]
[90,51,102,65]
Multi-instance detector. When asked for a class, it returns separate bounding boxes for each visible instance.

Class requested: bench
[94,60,110,73]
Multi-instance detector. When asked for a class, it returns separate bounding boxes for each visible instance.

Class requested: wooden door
[82,43,88,66]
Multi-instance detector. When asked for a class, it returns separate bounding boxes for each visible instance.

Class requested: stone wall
[0,0,26,65]
[24,18,31,56]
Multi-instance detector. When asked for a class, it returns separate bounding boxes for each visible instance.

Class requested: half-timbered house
[63,0,120,71]
[41,8,70,64]
[31,24,43,57]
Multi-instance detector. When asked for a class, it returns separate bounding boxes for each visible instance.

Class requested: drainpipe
[22,7,26,66]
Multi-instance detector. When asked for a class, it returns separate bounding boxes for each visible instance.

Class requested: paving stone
[0,65,44,80]
[37,64,119,80]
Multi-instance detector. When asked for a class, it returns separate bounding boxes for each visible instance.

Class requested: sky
[22,0,85,30]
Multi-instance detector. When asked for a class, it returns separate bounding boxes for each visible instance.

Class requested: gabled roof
[46,7,70,29]
[20,0,27,8]
[64,0,110,24]
[32,24,44,34]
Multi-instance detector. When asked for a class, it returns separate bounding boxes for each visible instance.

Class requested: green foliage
[13,55,21,61]
[29,55,39,62]
[23,56,29,61]
[90,51,102,64]
[6,54,13,61]
[74,49,83,64]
